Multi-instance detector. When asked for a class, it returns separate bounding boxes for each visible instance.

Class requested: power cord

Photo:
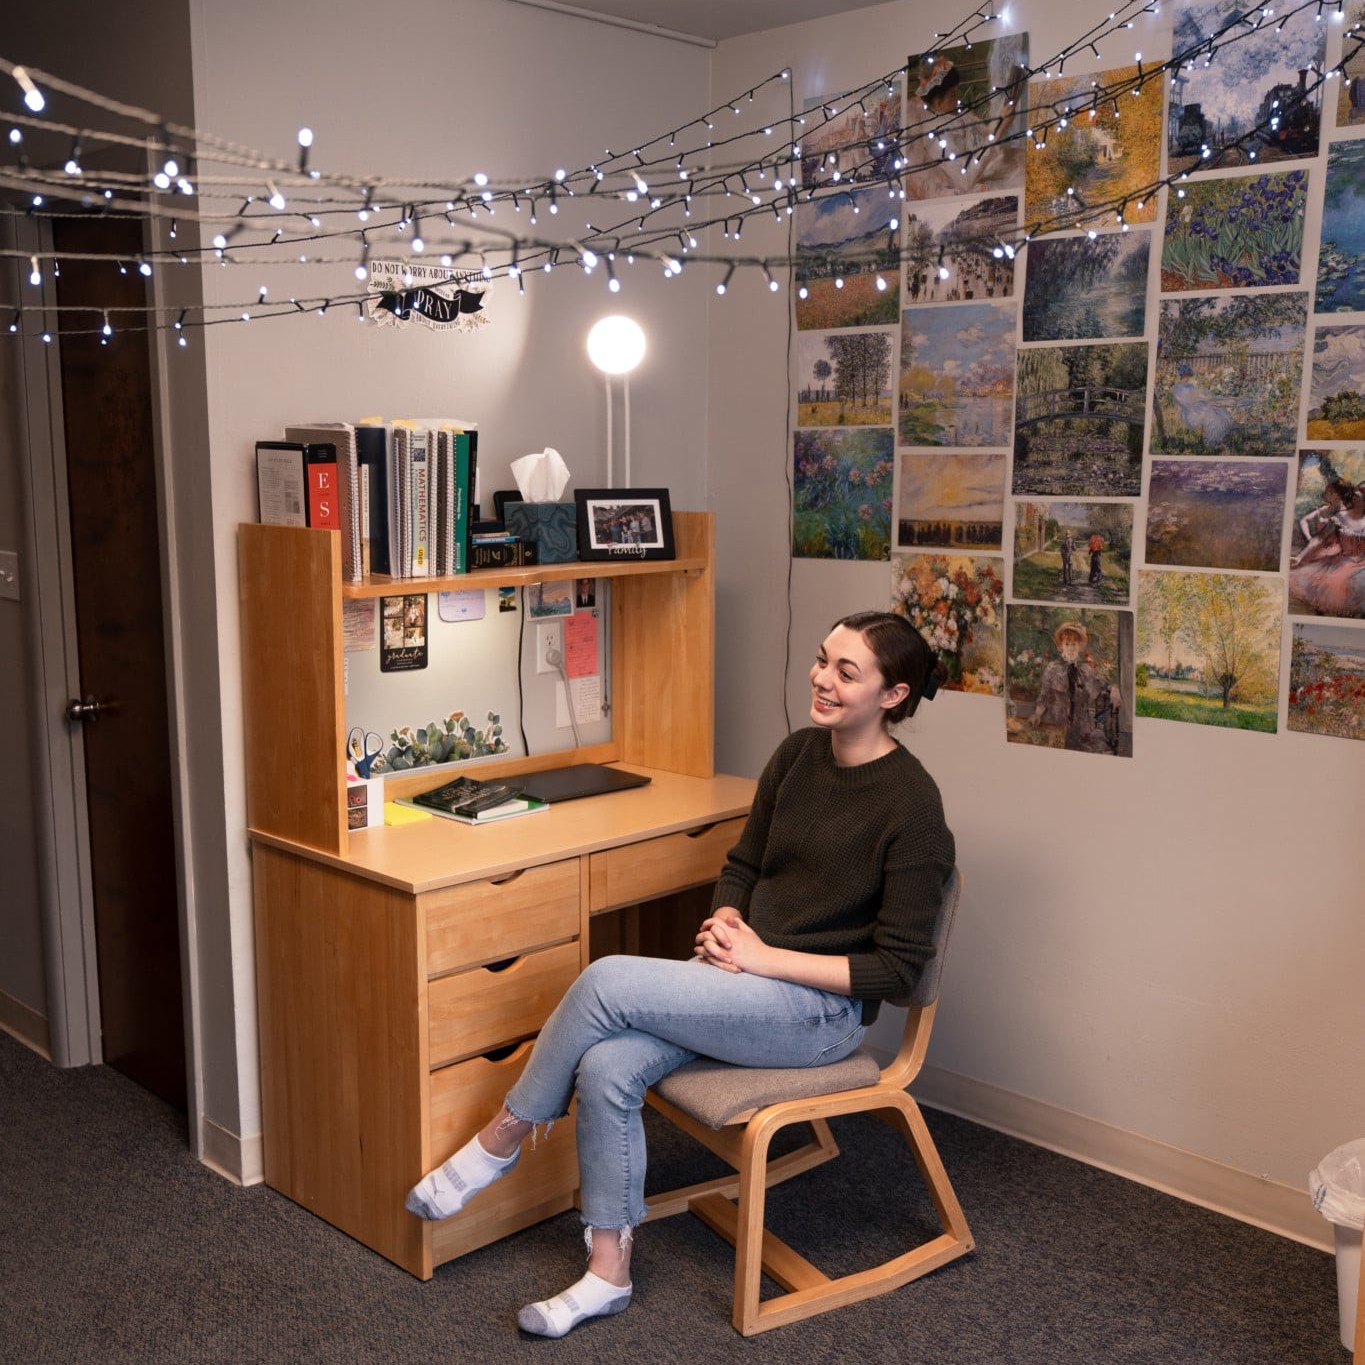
[544,646,583,749]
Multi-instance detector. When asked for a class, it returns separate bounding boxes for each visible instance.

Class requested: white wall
[710,1,1365,1247]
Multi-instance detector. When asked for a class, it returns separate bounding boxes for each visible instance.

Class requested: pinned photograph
[794,187,900,331]
[1306,324,1365,442]
[1167,0,1324,174]
[1154,293,1306,458]
[1160,170,1306,292]
[793,427,894,560]
[899,300,1016,447]
[1315,142,1365,312]
[1021,230,1151,341]
[896,450,1005,550]
[1136,569,1282,731]
[1005,606,1134,755]
[1144,459,1288,572]
[890,553,1005,695]
[904,35,1030,200]
[1024,64,1163,231]
[1288,449,1365,617]
[903,195,1019,304]
[1288,621,1365,741]
[796,327,895,427]
[800,80,902,190]
[1012,341,1148,496]
[1012,500,1133,606]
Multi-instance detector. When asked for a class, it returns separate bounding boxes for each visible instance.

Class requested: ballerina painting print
[1288,450,1365,619]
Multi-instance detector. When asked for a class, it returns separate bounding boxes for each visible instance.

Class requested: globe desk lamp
[586,315,646,488]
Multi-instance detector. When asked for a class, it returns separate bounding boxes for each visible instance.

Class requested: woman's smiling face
[809,624,898,735]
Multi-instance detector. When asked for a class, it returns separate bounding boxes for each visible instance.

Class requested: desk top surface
[250,767,756,895]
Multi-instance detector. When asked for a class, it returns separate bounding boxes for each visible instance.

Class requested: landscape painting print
[1012,341,1148,496]
[891,553,1004,694]
[1021,230,1150,341]
[1167,0,1324,175]
[1136,569,1282,731]
[1306,325,1365,440]
[801,80,902,190]
[792,427,893,560]
[1005,605,1134,755]
[1288,449,1365,618]
[1160,170,1306,291]
[796,328,895,427]
[1153,293,1307,457]
[899,301,1016,448]
[795,187,900,331]
[1336,31,1365,131]
[903,195,1019,304]
[904,34,1029,201]
[1144,459,1288,571]
[1288,621,1365,740]
[1315,142,1365,313]
[1024,64,1162,231]
[1012,500,1133,605]
[897,451,1006,550]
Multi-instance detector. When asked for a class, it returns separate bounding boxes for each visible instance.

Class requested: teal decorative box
[504,501,579,563]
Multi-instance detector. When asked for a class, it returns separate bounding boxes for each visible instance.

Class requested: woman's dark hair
[834,610,946,725]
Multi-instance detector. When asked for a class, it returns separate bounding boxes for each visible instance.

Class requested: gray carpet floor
[0,1030,1348,1362]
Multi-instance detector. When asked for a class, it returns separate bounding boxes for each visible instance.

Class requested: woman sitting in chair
[406,610,957,1337]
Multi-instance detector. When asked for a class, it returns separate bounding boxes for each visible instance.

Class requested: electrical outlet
[536,621,562,674]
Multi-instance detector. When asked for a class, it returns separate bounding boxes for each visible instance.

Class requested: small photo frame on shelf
[573,489,675,561]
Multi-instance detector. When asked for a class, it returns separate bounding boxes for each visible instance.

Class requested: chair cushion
[652,1050,883,1129]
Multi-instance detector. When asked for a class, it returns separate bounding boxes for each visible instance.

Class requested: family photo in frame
[573,489,675,560]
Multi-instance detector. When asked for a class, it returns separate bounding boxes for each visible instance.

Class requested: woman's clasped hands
[695,907,769,975]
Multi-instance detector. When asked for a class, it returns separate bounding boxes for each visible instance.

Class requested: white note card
[556,675,603,728]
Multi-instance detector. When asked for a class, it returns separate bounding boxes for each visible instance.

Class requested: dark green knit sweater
[710,727,955,1023]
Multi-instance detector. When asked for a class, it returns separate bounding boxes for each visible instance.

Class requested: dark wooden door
[53,215,186,1110]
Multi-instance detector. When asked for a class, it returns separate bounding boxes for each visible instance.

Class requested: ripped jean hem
[581,1224,634,1260]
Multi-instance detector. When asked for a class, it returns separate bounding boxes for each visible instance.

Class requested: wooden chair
[643,868,972,1335]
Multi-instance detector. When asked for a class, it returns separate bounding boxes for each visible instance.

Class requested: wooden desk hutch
[238,512,754,1279]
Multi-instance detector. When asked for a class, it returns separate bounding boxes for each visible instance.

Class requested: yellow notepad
[384,800,433,826]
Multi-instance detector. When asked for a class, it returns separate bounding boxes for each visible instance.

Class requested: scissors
[347,727,385,779]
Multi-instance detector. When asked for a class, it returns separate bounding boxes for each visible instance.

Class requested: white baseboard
[200,1114,264,1187]
[0,990,51,1059]
[911,1064,1332,1254]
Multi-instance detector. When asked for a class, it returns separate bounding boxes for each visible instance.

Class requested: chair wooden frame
[643,871,973,1335]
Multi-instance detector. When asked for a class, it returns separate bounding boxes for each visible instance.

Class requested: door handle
[66,695,117,724]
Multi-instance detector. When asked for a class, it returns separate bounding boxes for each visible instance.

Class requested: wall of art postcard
[780,12,1365,751]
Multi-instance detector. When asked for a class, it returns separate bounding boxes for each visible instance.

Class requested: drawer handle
[484,956,520,974]
[686,823,719,839]
[489,869,526,887]
[483,1042,522,1063]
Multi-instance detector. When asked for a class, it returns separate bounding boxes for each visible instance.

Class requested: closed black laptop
[517,764,651,804]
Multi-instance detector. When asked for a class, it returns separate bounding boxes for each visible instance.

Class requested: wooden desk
[251,768,755,1279]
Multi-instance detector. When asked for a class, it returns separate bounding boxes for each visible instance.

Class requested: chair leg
[689,1095,974,1334]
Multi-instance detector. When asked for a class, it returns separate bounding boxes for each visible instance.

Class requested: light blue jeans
[503,954,865,1231]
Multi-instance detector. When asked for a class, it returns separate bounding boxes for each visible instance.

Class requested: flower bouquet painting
[890,553,1004,694]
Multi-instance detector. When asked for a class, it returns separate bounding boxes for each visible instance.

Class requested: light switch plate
[0,550,18,602]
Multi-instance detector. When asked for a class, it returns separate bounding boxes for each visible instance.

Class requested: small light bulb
[139,262,152,277]
[212,234,227,250]
[297,128,314,148]
[8,127,21,144]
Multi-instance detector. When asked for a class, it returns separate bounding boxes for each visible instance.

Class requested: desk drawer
[429,1044,578,1265]
[424,860,579,978]
[428,941,579,1068]
[588,817,745,913]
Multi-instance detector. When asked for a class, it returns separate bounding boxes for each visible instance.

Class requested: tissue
[510,447,571,503]
[505,447,578,562]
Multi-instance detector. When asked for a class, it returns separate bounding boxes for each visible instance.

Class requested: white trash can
[1310,1138,1365,1351]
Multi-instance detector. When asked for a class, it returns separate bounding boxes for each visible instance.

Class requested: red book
[304,444,339,529]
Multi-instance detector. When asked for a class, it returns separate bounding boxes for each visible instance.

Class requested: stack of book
[260,418,482,581]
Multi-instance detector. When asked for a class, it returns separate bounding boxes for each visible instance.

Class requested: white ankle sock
[517,1271,633,1338]
[404,1136,519,1221]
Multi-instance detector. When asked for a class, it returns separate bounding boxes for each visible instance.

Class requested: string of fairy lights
[2,0,1362,342]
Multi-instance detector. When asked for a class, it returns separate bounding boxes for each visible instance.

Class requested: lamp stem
[623,376,631,487]
[605,373,613,489]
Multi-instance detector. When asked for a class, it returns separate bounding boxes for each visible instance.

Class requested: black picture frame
[573,489,675,561]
